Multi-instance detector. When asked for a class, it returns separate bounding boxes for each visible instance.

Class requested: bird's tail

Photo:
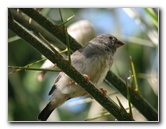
[38,104,54,121]
[38,91,69,121]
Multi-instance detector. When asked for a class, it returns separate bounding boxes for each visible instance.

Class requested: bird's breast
[81,55,113,86]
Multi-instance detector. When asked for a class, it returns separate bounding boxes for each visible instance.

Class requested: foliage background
[8,8,158,121]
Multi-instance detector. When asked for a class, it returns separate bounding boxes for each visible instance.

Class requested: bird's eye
[109,36,113,40]
[109,37,117,45]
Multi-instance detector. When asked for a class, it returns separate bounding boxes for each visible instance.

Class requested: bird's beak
[115,40,124,48]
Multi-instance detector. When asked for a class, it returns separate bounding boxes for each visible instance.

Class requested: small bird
[38,34,124,121]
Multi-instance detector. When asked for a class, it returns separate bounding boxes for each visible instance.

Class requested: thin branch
[60,15,75,26]
[8,66,60,73]
[130,56,139,93]
[8,57,47,74]
[116,96,128,113]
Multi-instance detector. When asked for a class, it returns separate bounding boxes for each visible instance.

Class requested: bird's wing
[48,49,86,96]
[48,85,56,95]
[48,74,62,95]
[71,50,87,72]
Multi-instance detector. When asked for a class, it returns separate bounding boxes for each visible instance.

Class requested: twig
[8,66,60,73]
[9,58,47,74]
[129,56,139,93]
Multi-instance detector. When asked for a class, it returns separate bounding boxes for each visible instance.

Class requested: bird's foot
[81,74,90,97]
[83,74,90,81]
[100,88,107,96]
[68,74,90,85]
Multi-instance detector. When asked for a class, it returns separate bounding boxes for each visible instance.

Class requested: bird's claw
[100,88,107,95]
[83,74,90,81]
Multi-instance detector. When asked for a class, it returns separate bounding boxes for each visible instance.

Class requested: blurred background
[8,8,158,121]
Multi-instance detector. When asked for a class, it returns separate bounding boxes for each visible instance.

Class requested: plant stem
[130,56,139,93]
[8,66,60,73]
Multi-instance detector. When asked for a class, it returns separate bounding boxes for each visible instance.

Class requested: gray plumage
[38,34,124,121]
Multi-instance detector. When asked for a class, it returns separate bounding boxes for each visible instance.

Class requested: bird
[38,34,124,121]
